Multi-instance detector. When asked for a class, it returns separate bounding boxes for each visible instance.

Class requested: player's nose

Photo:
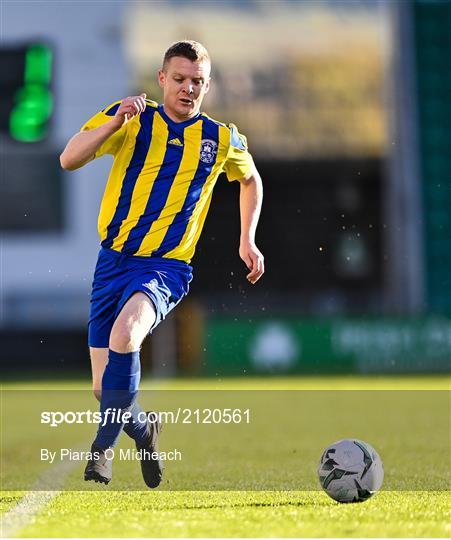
[183,81,194,94]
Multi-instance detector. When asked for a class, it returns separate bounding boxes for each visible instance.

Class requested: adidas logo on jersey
[168,138,183,146]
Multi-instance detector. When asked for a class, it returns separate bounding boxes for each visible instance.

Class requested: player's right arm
[59,94,147,170]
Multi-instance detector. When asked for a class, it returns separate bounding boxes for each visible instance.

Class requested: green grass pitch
[1,375,449,538]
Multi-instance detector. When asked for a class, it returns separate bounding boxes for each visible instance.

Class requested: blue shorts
[88,247,193,348]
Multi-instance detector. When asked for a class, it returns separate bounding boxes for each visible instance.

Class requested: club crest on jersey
[200,139,218,164]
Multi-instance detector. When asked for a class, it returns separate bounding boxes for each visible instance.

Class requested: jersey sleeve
[80,100,127,158]
[223,124,254,182]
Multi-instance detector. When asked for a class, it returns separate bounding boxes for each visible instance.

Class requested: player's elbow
[240,163,261,184]
[59,151,87,171]
[60,151,76,170]
[240,169,262,190]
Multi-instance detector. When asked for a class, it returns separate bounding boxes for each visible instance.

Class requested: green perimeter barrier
[204,317,451,375]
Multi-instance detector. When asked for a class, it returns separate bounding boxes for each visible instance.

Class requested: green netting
[414,0,451,314]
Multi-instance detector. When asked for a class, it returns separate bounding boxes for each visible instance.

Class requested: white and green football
[318,439,384,503]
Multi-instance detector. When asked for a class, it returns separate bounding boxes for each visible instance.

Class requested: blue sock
[94,350,147,449]
[122,401,149,445]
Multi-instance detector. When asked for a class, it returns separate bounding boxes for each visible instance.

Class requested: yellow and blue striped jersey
[81,99,254,263]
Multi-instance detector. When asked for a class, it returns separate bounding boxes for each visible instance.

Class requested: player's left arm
[238,164,264,285]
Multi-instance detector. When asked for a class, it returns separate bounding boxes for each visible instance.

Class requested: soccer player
[60,40,264,488]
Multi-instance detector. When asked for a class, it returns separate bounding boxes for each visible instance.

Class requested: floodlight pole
[383,0,425,314]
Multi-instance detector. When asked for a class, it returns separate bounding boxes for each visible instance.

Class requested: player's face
[158,57,210,121]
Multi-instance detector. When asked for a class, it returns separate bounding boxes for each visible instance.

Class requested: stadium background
[1,0,450,379]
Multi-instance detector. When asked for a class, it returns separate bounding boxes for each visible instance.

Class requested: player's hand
[239,241,264,284]
[111,93,147,129]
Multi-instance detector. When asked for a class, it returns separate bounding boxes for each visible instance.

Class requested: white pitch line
[1,445,87,539]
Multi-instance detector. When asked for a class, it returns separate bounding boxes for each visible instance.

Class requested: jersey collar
[158,104,201,129]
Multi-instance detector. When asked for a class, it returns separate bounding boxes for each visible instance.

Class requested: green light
[25,44,52,85]
[14,84,53,117]
[10,105,48,142]
[9,43,53,142]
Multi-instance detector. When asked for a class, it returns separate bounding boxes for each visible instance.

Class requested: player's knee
[109,324,137,353]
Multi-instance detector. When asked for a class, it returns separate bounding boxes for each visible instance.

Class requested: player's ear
[204,78,211,94]
[158,69,165,88]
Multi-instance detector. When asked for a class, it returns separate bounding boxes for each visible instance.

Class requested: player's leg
[91,292,155,447]
[85,292,159,484]
[106,292,164,488]
[85,345,114,484]
[109,291,156,352]
[89,346,149,444]
[105,292,157,444]
[90,347,108,401]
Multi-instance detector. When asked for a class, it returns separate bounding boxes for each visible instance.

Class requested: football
[318,439,384,503]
